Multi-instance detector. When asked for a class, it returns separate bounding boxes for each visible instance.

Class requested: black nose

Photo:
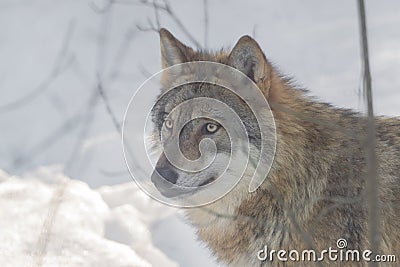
[153,166,178,184]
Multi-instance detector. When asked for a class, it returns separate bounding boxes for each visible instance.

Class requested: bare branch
[0,20,76,113]
[33,180,69,267]
[10,91,100,170]
[137,63,153,79]
[152,0,161,29]
[134,0,202,49]
[109,26,137,81]
[357,0,380,262]
[136,16,159,33]
[161,0,202,49]
[203,0,209,49]
[96,77,122,132]
[252,24,258,39]
[64,93,99,171]
[89,0,115,13]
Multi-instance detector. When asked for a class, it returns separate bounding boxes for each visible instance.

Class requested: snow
[0,167,177,267]
[0,0,399,266]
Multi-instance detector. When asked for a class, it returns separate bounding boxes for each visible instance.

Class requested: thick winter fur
[151,28,400,266]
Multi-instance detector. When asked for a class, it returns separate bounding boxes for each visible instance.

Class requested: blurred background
[0,0,399,266]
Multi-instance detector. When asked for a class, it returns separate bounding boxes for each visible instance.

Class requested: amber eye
[164,118,173,129]
[205,123,219,134]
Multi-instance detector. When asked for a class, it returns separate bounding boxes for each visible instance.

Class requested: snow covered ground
[0,0,399,266]
[0,166,177,267]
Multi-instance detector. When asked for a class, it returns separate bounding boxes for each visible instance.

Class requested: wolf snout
[153,166,178,184]
[151,166,185,198]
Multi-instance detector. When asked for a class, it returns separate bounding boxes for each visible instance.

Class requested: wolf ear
[159,28,193,69]
[228,36,271,96]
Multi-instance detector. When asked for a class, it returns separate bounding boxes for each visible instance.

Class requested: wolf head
[150,28,276,198]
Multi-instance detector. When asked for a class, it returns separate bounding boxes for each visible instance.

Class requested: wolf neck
[185,73,347,262]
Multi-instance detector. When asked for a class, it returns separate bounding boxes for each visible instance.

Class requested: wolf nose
[153,166,178,184]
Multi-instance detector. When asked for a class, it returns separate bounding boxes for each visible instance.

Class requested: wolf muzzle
[151,158,190,198]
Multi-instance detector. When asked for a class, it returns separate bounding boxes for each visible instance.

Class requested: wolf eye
[164,118,173,129]
[204,123,219,134]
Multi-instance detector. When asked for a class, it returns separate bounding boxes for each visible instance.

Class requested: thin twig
[161,0,201,49]
[152,0,161,29]
[357,0,379,263]
[33,180,68,267]
[64,91,100,171]
[0,20,76,113]
[96,77,122,132]
[252,24,258,39]
[10,91,100,170]
[135,0,202,49]
[89,0,115,13]
[109,26,137,80]
[203,0,209,49]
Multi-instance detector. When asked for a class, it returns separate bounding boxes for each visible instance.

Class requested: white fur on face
[175,153,231,187]
[174,142,260,190]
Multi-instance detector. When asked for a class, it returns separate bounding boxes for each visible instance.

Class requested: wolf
[150,28,400,266]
